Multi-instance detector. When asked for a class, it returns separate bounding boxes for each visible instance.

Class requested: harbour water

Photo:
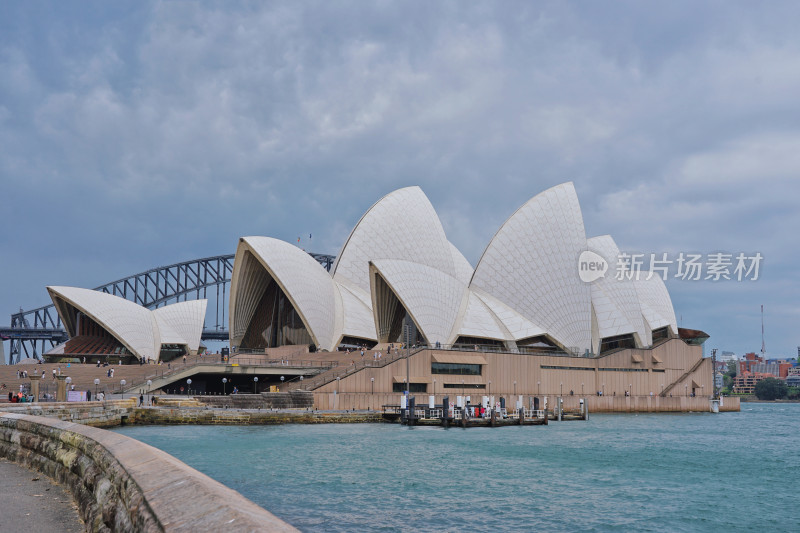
[115,403,799,532]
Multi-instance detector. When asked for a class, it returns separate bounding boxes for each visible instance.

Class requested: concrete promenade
[0,458,84,532]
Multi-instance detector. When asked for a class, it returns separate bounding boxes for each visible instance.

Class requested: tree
[726,361,737,379]
[754,378,787,401]
[723,374,732,390]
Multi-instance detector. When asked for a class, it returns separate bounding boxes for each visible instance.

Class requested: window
[392,383,427,393]
[431,363,482,375]
[443,383,486,389]
[541,365,594,371]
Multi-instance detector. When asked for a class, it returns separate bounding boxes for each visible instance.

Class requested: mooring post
[490,408,496,427]
[518,407,524,425]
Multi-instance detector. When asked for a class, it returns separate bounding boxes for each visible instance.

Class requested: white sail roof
[587,235,649,347]
[370,259,467,346]
[47,286,207,362]
[455,290,511,342]
[153,299,207,352]
[469,182,592,353]
[231,237,340,351]
[332,186,456,294]
[335,281,378,342]
[634,275,678,334]
[48,286,160,361]
[228,183,680,355]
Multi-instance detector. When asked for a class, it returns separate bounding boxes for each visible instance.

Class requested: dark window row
[431,363,482,375]
[392,383,428,393]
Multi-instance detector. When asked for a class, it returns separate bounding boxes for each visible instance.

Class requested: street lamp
[629,383,632,397]
[685,384,688,397]
[186,378,192,395]
[280,375,285,386]
[488,380,492,394]
[537,381,540,396]
[513,380,517,396]
[222,377,227,395]
[120,379,126,399]
[371,377,375,395]
[560,382,563,396]
[94,378,100,399]
[146,380,152,395]
[602,382,605,396]
[254,376,259,394]
[581,383,584,396]
[432,378,436,395]
[404,324,411,397]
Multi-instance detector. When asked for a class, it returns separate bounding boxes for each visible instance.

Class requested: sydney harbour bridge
[0,252,335,364]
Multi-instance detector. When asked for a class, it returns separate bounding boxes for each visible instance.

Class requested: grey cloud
[1,1,798,357]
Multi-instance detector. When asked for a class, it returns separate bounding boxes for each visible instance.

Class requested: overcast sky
[1,1,798,359]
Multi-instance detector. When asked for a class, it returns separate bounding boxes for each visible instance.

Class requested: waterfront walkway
[0,458,83,532]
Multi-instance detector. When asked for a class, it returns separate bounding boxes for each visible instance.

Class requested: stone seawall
[1,401,385,427]
[0,399,138,427]
[0,412,298,532]
[130,408,384,425]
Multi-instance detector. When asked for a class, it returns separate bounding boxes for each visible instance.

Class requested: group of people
[7,391,30,403]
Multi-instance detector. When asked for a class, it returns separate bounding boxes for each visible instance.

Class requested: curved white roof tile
[634,275,678,334]
[449,242,474,285]
[470,182,591,353]
[370,259,466,346]
[455,290,510,342]
[335,281,378,342]
[472,289,546,340]
[587,235,648,346]
[153,299,208,352]
[47,286,160,361]
[234,237,339,351]
[332,187,455,294]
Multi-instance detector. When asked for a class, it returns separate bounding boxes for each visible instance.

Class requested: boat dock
[382,395,589,427]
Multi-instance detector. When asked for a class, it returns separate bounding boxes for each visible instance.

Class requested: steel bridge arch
[4,252,335,363]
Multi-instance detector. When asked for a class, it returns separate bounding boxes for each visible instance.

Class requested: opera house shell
[230,182,678,356]
[47,286,207,362]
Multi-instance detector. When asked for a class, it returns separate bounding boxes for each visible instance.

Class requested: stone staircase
[195,391,313,409]
[284,347,424,392]
[660,357,705,397]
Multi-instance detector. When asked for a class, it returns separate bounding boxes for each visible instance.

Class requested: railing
[414,342,586,358]
[290,347,426,391]
[111,355,339,393]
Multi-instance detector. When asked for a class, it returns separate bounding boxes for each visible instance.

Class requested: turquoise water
[115,404,799,532]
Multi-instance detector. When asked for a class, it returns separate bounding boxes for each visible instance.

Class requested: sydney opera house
[229,182,712,409]
[42,182,713,408]
[231,182,680,356]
